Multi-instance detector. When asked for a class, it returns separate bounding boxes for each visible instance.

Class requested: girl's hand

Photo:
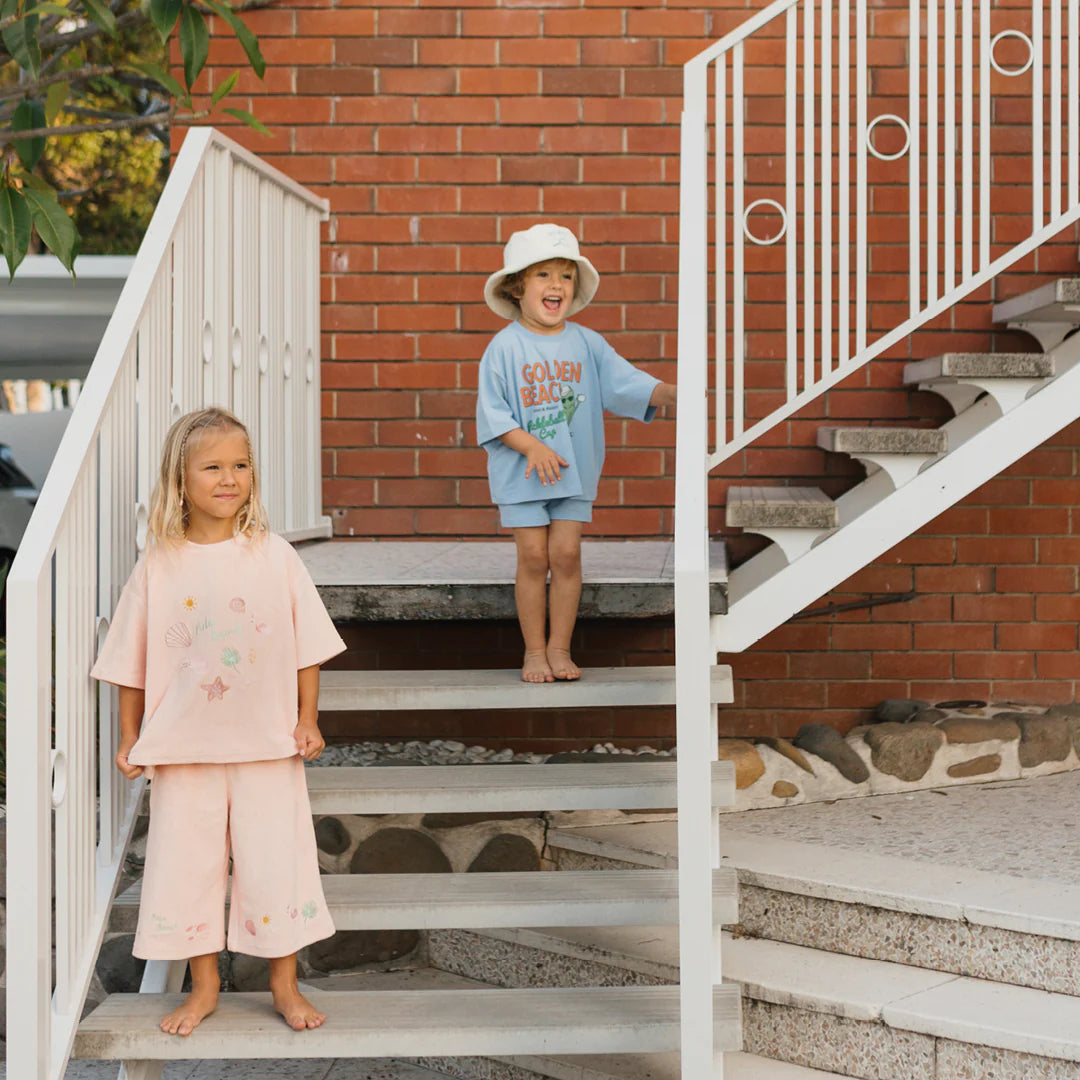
[115,737,143,779]
[294,721,325,761]
[524,444,570,486]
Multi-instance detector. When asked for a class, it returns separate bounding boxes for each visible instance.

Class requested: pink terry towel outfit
[91,533,346,960]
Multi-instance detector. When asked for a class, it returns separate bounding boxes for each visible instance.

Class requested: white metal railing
[675,1,1079,1075]
[5,126,329,1080]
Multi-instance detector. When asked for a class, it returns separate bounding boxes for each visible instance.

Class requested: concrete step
[318,664,733,711]
[305,761,737,815]
[903,352,1055,382]
[483,1051,850,1080]
[110,868,740,933]
[816,426,947,455]
[993,278,1080,350]
[725,486,837,530]
[73,985,742,1061]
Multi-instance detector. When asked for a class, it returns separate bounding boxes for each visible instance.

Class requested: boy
[476,223,677,684]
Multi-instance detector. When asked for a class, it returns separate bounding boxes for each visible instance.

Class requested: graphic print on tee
[520,357,587,442]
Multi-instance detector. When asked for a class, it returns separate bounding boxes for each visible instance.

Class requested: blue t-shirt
[476,320,660,506]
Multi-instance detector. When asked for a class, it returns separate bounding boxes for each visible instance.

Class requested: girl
[91,406,345,1037]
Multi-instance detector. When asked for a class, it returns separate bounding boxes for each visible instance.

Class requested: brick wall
[183,0,1080,741]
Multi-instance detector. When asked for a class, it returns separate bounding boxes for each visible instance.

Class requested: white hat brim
[484,254,600,320]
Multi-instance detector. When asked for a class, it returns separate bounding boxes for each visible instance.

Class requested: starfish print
[200,676,229,702]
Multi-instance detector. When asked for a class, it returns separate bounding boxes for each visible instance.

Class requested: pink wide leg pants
[134,756,335,960]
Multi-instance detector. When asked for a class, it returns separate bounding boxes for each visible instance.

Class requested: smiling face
[182,427,252,542]
[517,258,578,335]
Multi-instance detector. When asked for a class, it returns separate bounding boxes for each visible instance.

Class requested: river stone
[95,934,146,993]
[1044,703,1080,720]
[1013,714,1071,767]
[948,754,1002,779]
[755,737,815,775]
[873,699,930,724]
[314,816,351,856]
[422,812,541,829]
[863,722,944,782]
[911,707,947,724]
[716,739,766,790]
[304,928,420,972]
[938,715,1021,744]
[350,828,452,876]
[467,834,541,873]
[771,781,799,798]
[792,723,870,784]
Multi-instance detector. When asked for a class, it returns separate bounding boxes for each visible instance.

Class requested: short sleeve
[476,344,521,448]
[285,543,347,669]
[91,556,148,689]
[594,334,660,422]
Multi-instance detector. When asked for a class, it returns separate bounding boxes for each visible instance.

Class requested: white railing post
[675,57,722,1080]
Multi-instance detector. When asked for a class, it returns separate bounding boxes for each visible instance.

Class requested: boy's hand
[524,443,570,486]
[115,736,143,779]
[650,382,678,408]
[294,721,326,761]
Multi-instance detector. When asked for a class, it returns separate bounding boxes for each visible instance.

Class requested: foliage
[0,0,270,277]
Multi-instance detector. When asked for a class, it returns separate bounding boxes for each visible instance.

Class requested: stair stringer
[712,332,1080,654]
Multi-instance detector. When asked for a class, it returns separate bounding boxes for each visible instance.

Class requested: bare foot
[522,649,555,683]
[159,983,219,1036]
[272,982,326,1031]
[547,647,581,681]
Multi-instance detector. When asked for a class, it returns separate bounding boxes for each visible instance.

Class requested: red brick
[952,595,1034,622]
[1039,537,1080,564]
[542,69,622,96]
[418,38,496,66]
[377,478,457,506]
[332,508,414,536]
[956,537,1035,564]
[337,449,416,477]
[1035,595,1080,620]
[581,38,659,65]
[323,478,375,505]
[1033,479,1080,505]
[755,624,830,651]
[335,38,414,66]
[744,680,828,709]
[296,10,372,34]
[380,68,457,95]
[462,9,539,35]
[914,566,994,593]
[826,681,909,708]
[1036,654,1080,679]
[998,624,1077,651]
[501,38,579,65]
[336,391,416,419]
[379,9,458,35]
[295,67,374,95]
[872,652,953,679]
[459,69,540,95]
[955,653,1035,679]
[418,449,489,477]
[789,652,872,679]
[832,623,912,650]
[997,565,1076,592]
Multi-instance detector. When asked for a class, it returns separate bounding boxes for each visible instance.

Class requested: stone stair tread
[494,1051,850,1080]
[318,665,733,711]
[903,351,1054,383]
[816,426,947,454]
[993,278,1080,323]
[726,933,1080,1061]
[73,986,742,1060]
[305,761,736,815]
[111,868,739,931]
[725,487,838,529]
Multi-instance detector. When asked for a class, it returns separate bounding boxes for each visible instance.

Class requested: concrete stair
[992,277,1080,350]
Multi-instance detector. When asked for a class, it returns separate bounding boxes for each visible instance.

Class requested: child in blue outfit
[476,223,677,684]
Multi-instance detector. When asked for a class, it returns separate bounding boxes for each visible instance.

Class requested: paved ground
[8,1060,453,1079]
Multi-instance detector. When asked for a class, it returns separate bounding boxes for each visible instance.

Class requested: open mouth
[542,296,564,312]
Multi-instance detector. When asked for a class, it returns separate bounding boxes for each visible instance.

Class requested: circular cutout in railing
[135,501,148,551]
[231,327,243,370]
[258,335,269,375]
[51,748,67,808]
[742,199,788,246]
[306,348,315,384]
[866,114,911,161]
[202,320,213,365]
[989,29,1034,77]
[283,344,293,379]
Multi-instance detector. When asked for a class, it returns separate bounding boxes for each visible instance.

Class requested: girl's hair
[497,259,578,310]
[147,406,269,546]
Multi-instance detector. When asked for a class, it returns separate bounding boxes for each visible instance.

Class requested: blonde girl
[92,407,345,1037]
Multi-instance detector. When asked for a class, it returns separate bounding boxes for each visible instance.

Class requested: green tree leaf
[124,60,189,105]
[12,99,46,170]
[223,106,269,136]
[0,184,32,281]
[1,0,42,79]
[178,4,209,91]
[148,0,182,43]
[76,0,117,37]
[201,0,264,79]
[22,182,78,273]
[210,69,238,106]
[44,81,70,125]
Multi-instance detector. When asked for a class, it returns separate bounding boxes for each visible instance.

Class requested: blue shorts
[498,497,593,529]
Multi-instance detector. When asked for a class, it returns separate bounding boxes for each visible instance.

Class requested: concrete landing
[298,540,728,621]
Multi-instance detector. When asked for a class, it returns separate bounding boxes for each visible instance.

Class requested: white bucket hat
[484,223,600,320]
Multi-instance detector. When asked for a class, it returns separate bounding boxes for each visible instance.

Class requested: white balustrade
[5,127,330,1080]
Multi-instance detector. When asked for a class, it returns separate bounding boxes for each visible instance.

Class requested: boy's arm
[116,685,145,778]
[499,428,570,486]
[649,382,677,408]
[294,663,325,761]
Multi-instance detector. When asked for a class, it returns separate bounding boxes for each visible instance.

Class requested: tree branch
[0,64,120,103]
[0,106,188,144]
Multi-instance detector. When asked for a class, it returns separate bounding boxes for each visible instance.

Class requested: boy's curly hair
[497,271,526,309]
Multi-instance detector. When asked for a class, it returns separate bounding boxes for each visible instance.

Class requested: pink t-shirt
[91,533,346,766]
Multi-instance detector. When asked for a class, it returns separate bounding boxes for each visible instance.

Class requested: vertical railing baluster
[979,0,990,270]
[838,0,850,364]
[856,0,867,355]
[944,0,956,291]
[804,0,816,389]
[928,0,939,302]
[821,0,832,374]
[1033,0,1045,230]
[715,57,727,448]
[961,0,974,281]
[733,44,745,438]
[909,0,921,317]
[786,10,798,394]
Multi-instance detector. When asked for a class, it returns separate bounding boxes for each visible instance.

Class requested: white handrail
[5,126,330,1079]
